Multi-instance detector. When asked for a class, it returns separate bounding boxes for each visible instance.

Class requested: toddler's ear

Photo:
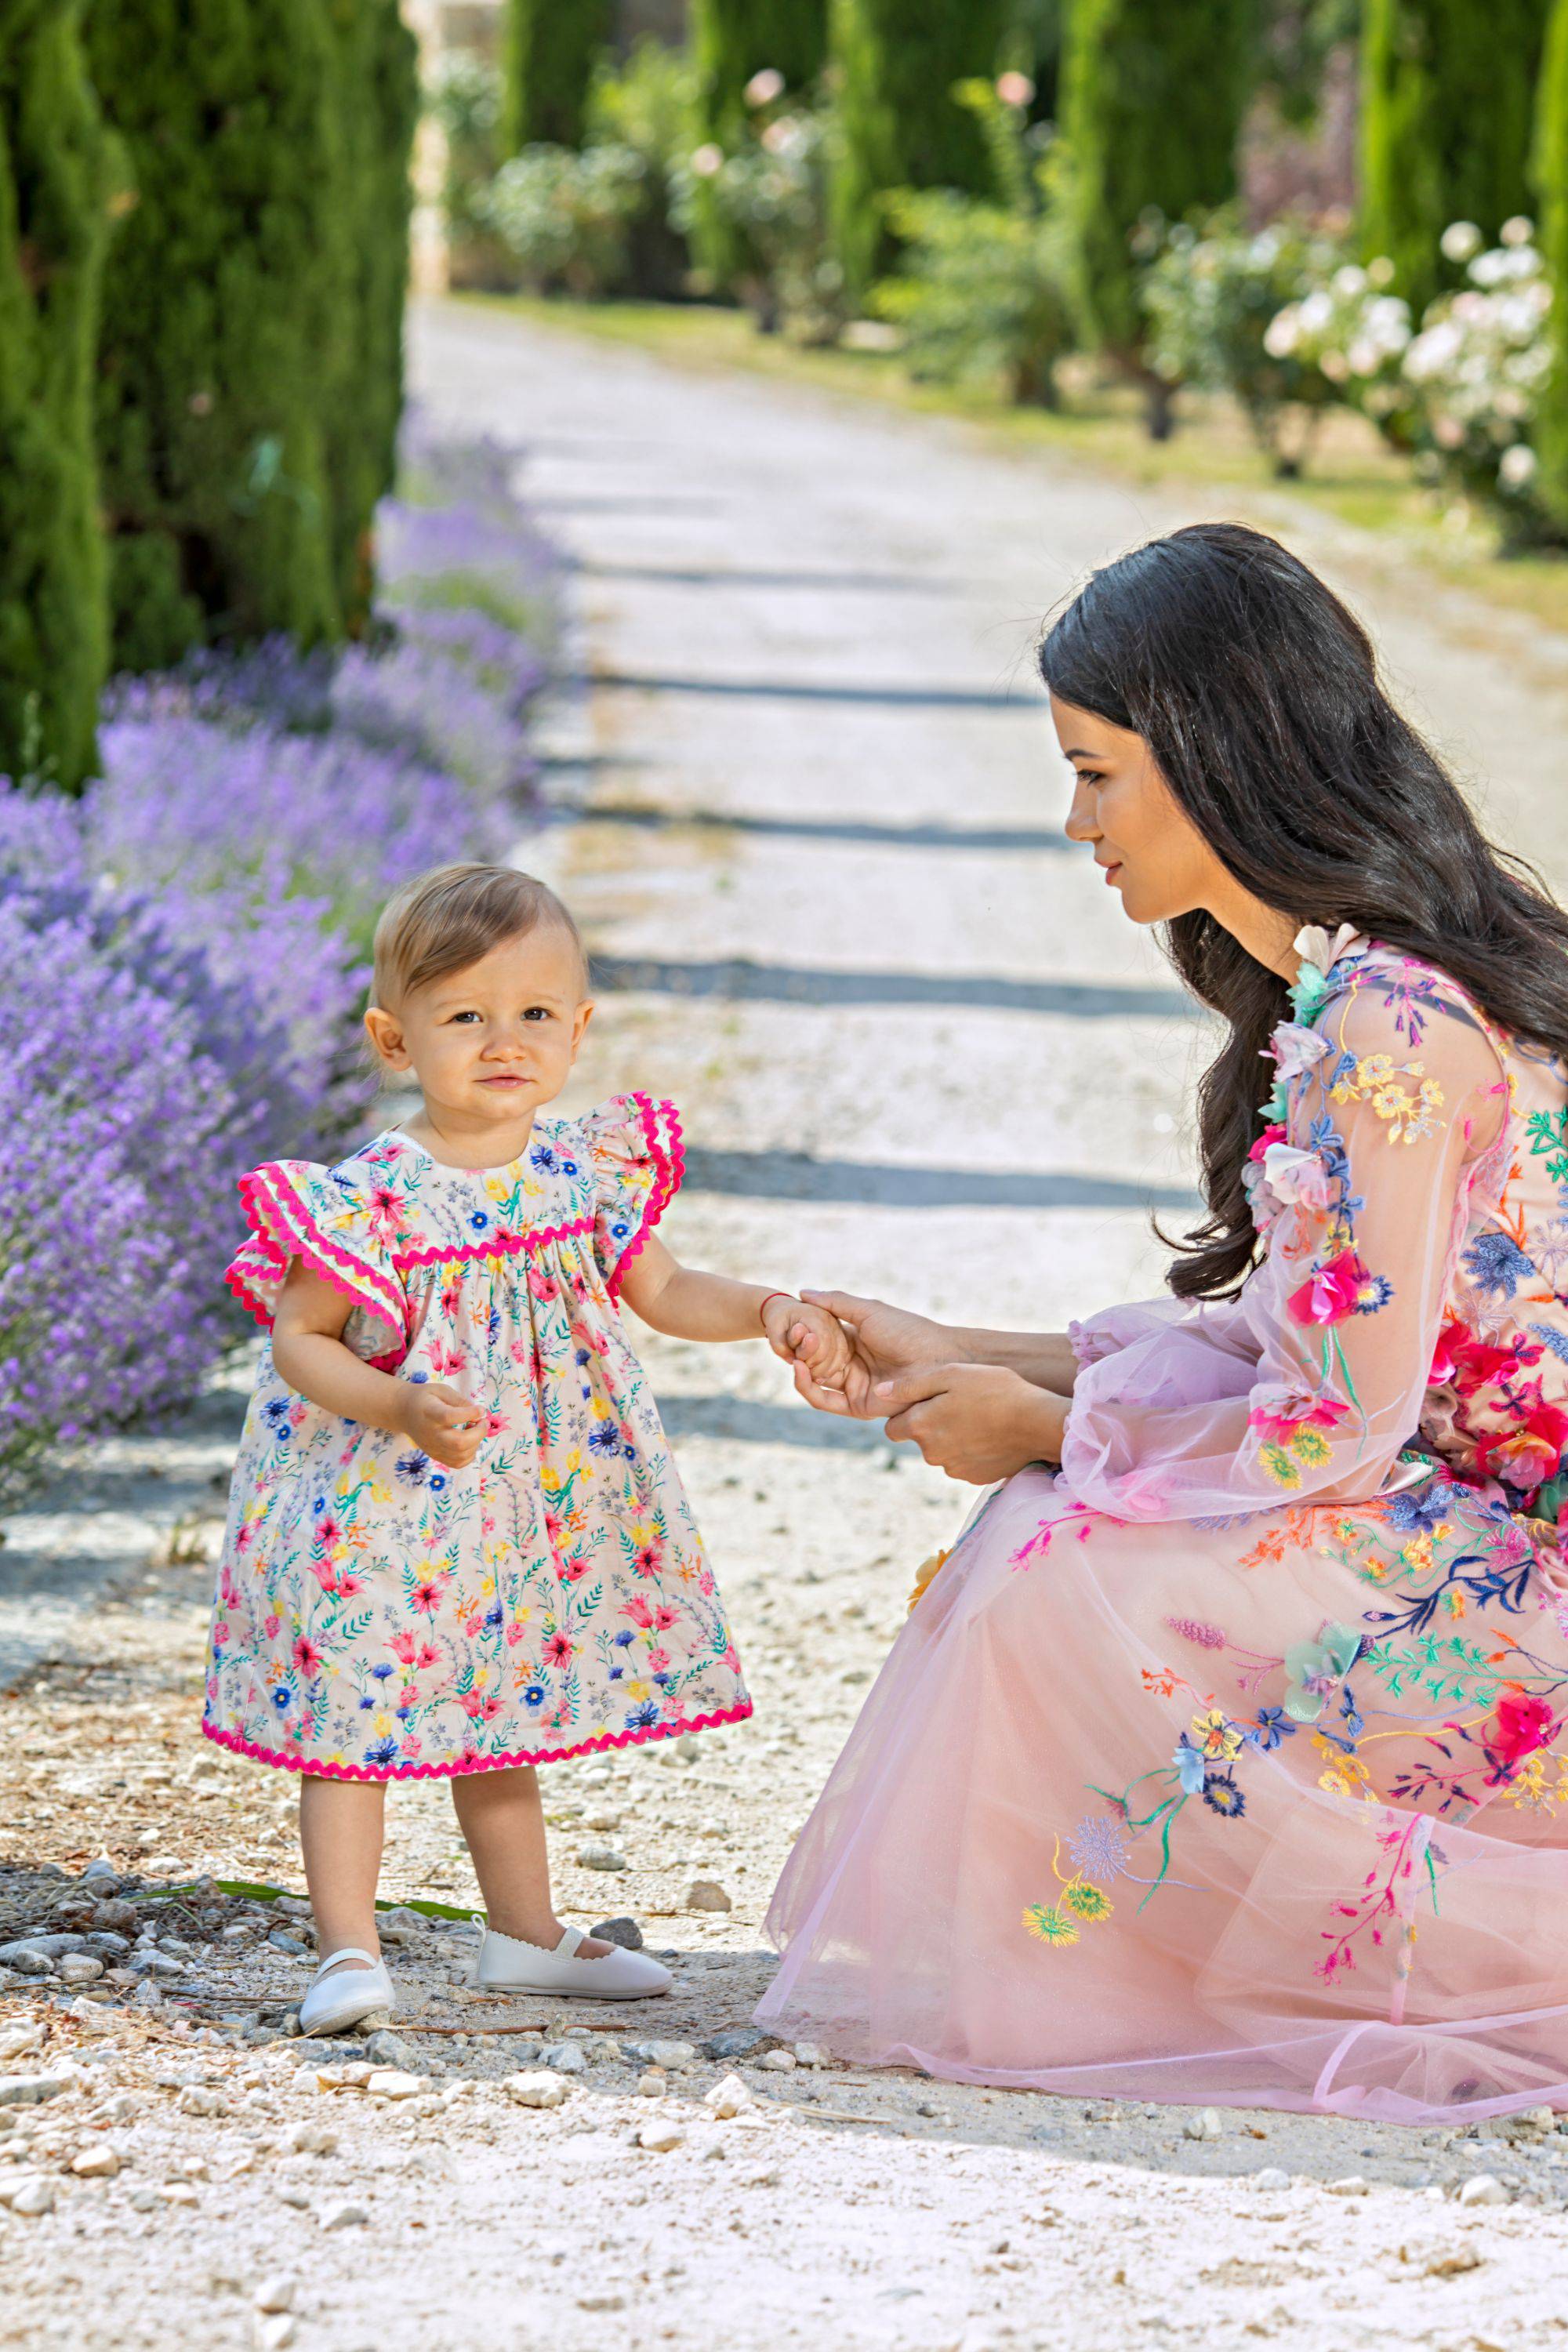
[363,1004,411,1071]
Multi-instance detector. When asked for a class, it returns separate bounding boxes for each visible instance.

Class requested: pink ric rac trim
[200,1699,753,1782]
[607,1092,686,1302]
[229,1165,408,1348]
[391,1214,596,1273]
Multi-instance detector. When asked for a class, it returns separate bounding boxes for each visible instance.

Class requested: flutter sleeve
[1058,972,1504,1522]
[226,1160,407,1367]
[579,1092,684,1297]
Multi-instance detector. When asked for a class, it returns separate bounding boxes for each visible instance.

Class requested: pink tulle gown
[759,927,1568,2124]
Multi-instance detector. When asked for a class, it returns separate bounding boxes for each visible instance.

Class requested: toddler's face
[367,924,592,1133]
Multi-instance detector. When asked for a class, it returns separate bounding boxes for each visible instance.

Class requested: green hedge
[502,0,613,152]
[1535,0,1568,529]
[1360,0,1550,318]
[0,0,111,789]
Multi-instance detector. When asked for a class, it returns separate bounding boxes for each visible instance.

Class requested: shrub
[426,49,513,288]
[1144,212,1348,475]
[675,100,843,340]
[484,141,647,297]
[0,0,113,790]
[586,37,697,299]
[688,0,828,283]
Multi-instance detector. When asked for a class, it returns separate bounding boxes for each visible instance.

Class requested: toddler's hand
[762,1295,853,1390]
[398,1381,486,1469]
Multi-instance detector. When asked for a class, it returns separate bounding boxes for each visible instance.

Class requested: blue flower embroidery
[371,1662,394,1681]
[468,1210,490,1233]
[523,1684,546,1708]
[1202,1772,1245,1818]
[1463,1231,1537,1300]
[395,1451,430,1485]
[1246,1705,1296,1751]
[1385,1478,1452,1534]
[365,1738,398,1767]
[626,1701,661,1730]
[1173,1736,1207,1795]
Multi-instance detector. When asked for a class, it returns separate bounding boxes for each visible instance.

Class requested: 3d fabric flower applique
[1283,1621,1363,1723]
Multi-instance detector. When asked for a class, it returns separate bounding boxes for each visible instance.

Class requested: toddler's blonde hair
[371,862,587,1012]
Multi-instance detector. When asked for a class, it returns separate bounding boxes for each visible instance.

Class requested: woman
[758,521,1568,2125]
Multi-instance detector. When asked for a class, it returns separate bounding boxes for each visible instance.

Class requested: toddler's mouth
[479,1074,530,1088]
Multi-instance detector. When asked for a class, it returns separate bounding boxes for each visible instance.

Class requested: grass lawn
[459,290,1568,641]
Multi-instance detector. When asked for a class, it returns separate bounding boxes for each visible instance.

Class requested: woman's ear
[363,1004,411,1071]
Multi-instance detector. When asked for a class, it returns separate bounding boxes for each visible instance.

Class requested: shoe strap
[554,1926,585,1959]
[314,1946,379,1978]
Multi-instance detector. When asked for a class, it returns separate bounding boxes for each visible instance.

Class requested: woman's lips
[1102,861,1123,886]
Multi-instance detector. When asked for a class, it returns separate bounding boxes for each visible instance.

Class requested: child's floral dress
[205,1094,750,1779]
[760,931,1568,2123]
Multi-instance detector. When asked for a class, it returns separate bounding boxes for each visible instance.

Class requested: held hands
[761,1293,855,1392]
[788,1290,956,1417]
[873,1363,1069,1485]
[397,1381,488,1470]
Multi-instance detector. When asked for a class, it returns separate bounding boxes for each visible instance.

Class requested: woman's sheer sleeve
[1058,978,1504,1522]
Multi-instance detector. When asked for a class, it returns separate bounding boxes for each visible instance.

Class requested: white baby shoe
[470,1920,671,2001]
[298,1946,395,2038]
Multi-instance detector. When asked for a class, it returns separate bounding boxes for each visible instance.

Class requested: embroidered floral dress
[760,931,1568,2122]
[204,1094,750,1780]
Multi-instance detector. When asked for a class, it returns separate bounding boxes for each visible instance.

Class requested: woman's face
[1051,693,1223,927]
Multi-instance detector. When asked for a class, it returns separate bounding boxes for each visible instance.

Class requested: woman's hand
[873,1364,1068,1484]
[790,1290,962,1417]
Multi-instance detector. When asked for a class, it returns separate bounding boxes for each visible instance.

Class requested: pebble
[757,2049,797,2071]
[538,2044,588,2075]
[793,2044,827,2068]
[625,2040,695,2071]
[684,1881,732,1914]
[256,2319,296,2352]
[637,2119,684,2154]
[268,1931,309,1958]
[505,2071,572,2109]
[176,2085,225,2116]
[69,2145,122,2177]
[158,2183,201,2207]
[577,1847,629,1873]
[0,2176,55,2216]
[363,2031,415,2069]
[1457,2174,1510,2207]
[1426,2245,1484,2276]
[635,2071,667,2099]
[253,2278,297,2314]
[0,1947,54,1978]
[1253,2167,1291,2190]
[56,1954,104,1985]
[365,2070,423,2101]
[1182,2108,1223,2141]
[577,2292,626,2313]
[702,2027,763,2062]
[0,1934,83,1962]
[590,1917,644,1951]
[320,2201,368,2230]
[1325,2176,1369,2196]
[0,2076,66,2108]
[705,2073,752,2119]
[583,1812,622,1832]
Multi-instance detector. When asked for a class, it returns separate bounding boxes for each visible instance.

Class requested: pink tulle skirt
[757,1466,1568,2124]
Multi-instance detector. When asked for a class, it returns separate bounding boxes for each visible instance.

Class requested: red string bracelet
[759,1289,796,1329]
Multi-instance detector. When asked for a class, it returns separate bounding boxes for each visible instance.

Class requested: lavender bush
[0,429,557,1501]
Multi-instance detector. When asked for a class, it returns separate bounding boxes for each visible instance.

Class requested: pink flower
[212,1621,230,1650]
[697,1570,716,1598]
[653,1604,680,1631]
[389,1631,418,1664]
[647,1646,670,1672]
[995,68,1035,106]
[1491,1689,1557,1766]
[484,1411,509,1439]
[336,1573,365,1599]
[418,1642,442,1671]
[1287,1250,1376,1326]
[505,1621,525,1646]
[723,1645,741,1674]
[1475,1404,1568,1491]
[1247,1388,1350,1445]
[528,1269,561,1304]
[621,1594,654,1629]
[1248,1122,1287,1163]
[1266,1021,1331,1081]
[292,1636,322,1677]
[263,1615,281,1640]
[544,1632,573,1666]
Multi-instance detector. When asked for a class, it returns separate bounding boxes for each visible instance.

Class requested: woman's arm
[945,1324,1080,1394]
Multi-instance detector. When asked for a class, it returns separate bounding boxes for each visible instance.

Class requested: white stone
[757,2049,797,2071]
[1253,2167,1291,2190]
[505,2071,571,2109]
[176,2084,225,2116]
[256,2318,296,2352]
[1182,2108,1223,2141]
[704,2073,752,2119]
[577,1847,630,1872]
[158,2182,201,2206]
[538,2043,587,2075]
[0,2075,66,2108]
[635,2071,666,2099]
[320,2201,368,2230]
[684,1881,732,1914]
[253,2277,296,2314]
[1457,2173,1510,2206]
[365,2069,423,2101]
[626,2040,695,2071]
[793,2044,827,2068]
[637,2119,684,2153]
[1325,2176,1369,2196]
[1,2176,54,2216]
[70,2144,122,2177]
[56,1954,103,1985]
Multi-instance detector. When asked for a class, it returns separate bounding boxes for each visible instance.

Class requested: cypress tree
[829,0,1015,305]
[0,0,111,789]
[501,0,613,153]
[687,0,828,288]
[1534,0,1568,530]
[1058,0,1254,434]
[321,0,419,633]
[1360,0,1550,318]
[86,0,345,671]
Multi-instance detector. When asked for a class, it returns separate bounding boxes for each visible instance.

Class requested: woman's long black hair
[1038,521,1568,1301]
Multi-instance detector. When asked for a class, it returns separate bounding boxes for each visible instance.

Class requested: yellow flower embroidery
[1022,1904,1080,1947]
[1291,1427,1332,1469]
[1261,1443,1303,1489]
[1193,1708,1243,1762]
[1061,1880,1113,1923]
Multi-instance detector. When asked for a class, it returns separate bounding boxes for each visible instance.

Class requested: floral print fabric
[205,1094,750,1779]
[760,936,1568,2120]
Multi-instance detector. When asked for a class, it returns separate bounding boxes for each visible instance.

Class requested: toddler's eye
[522,1006,554,1022]
[448,1010,481,1025]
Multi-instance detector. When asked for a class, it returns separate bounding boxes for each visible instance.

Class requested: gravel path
[6,296,1568,2347]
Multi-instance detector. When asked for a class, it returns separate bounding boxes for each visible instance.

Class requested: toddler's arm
[616,1236,853,1388]
[272,1264,485,1468]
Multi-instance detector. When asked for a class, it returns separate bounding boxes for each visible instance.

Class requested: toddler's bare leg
[299,1773,386,1972]
[450,1766,610,1953]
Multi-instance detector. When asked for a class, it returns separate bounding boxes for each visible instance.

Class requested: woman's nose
[1063,775,1098,844]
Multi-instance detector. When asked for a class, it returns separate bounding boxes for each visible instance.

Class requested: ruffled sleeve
[579,1092,684,1297]
[1058,963,1506,1523]
[226,1160,407,1367]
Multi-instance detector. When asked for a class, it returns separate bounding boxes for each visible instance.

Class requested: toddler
[205,861,848,2034]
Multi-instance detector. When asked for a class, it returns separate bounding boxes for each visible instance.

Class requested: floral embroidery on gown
[204,1094,750,1780]
[759,931,1568,2122]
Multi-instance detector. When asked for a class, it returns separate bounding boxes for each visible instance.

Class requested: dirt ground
[7,302,1568,2348]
